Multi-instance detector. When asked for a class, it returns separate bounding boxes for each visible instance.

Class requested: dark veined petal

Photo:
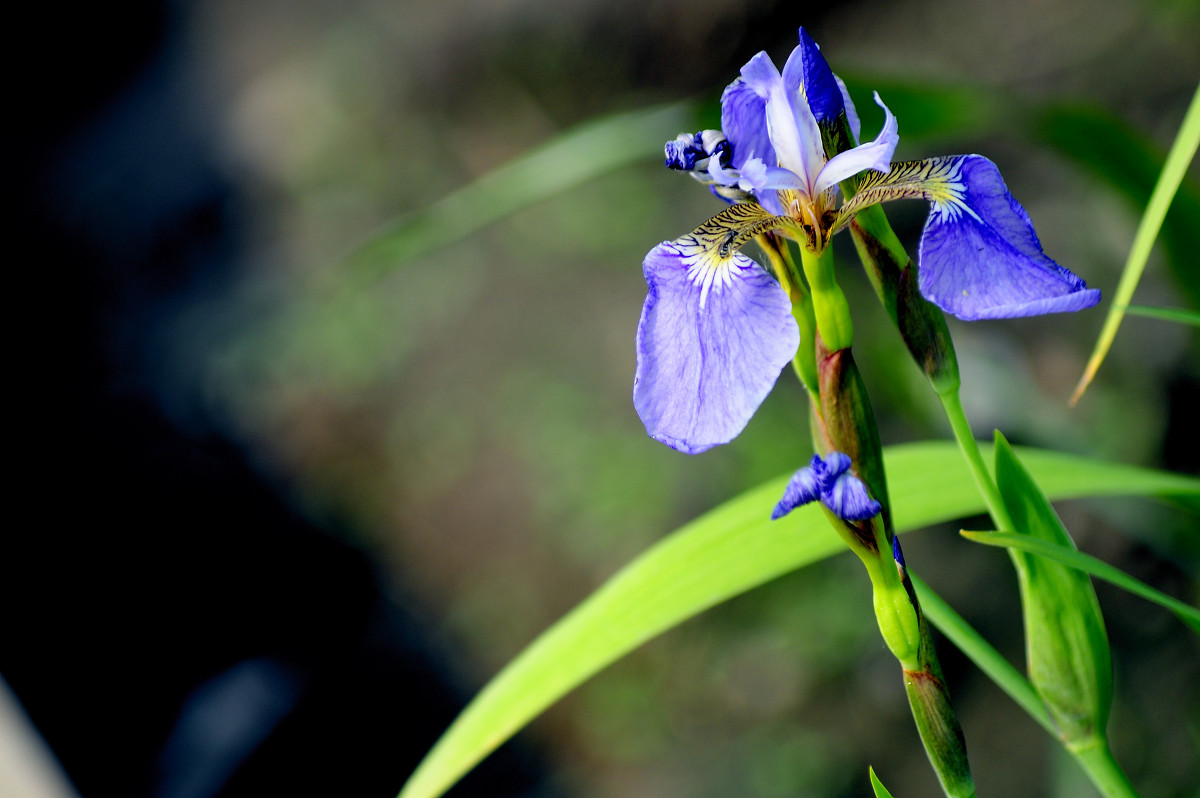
[771,455,825,519]
[664,133,701,170]
[825,470,882,521]
[721,78,773,172]
[634,240,799,454]
[917,155,1100,319]
[796,28,844,126]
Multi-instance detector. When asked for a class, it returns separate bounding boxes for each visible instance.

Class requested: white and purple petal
[771,455,825,519]
[634,241,800,454]
[741,50,825,195]
[917,155,1101,320]
[813,92,898,196]
[738,158,805,191]
[834,75,861,142]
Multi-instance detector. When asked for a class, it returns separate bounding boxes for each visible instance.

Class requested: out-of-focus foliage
[399,444,1196,798]
[171,0,1200,796]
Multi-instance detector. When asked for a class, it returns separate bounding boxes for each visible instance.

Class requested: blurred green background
[203,0,1197,796]
[46,0,1200,796]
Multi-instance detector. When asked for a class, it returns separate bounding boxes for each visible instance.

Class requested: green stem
[1070,738,1139,798]
[761,236,819,401]
[937,389,1014,532]
[799,244,854,351]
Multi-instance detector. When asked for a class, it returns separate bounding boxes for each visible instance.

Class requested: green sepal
[993,432,1114,747]
[897,263,960,396]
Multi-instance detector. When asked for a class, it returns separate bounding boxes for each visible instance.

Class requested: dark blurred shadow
[4,4,548,797]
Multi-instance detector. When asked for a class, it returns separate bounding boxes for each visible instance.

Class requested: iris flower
[634,28,1099,454]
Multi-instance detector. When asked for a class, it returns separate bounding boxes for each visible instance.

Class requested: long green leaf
[1121,304,1200,327]
[962,531,1200,634]
[399,443,1198,798]
[1070,79,1200,405]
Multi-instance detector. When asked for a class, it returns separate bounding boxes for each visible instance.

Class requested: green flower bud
[994,433,1113,746]
[884,537,975,797]
[904,652,976,798]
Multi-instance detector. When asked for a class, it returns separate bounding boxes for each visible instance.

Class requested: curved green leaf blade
[1121,304,1200,327]
[1070,79,1200,405]
[961,531,1200,634]
[869,766,898,798]
[399,443,1198,798]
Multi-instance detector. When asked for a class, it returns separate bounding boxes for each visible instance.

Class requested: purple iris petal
[634,241,800,454]
[720,78,773,172]
[741,51,825,193]
[739,158,805,191]
[917,155,1101,320]
[797,28,844,126]
[826,471,882,521]
[664,134,700,170]
[834,75,861,141]
[772,451,880,521]
[772,454,825,519]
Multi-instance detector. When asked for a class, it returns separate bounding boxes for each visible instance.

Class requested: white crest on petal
[680,247,738,309]
[927,157,983,224]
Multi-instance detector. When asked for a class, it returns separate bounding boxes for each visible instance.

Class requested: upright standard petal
[741,51,824,194]
[917,155,1100,319]
[634,240,800,454]
[834,75,861,141]
[796,28,844,126]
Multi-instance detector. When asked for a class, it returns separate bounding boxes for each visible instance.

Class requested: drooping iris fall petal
[634,240,800,454]
[916,155,1100,319]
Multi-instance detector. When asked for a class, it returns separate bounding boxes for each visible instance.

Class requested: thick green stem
[938,389,1014,532]
[761,236,819,402]
[1070,738,1139,798]
[799,244,854,351]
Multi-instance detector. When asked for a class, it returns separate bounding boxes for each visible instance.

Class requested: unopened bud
[994,433,1113,746]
